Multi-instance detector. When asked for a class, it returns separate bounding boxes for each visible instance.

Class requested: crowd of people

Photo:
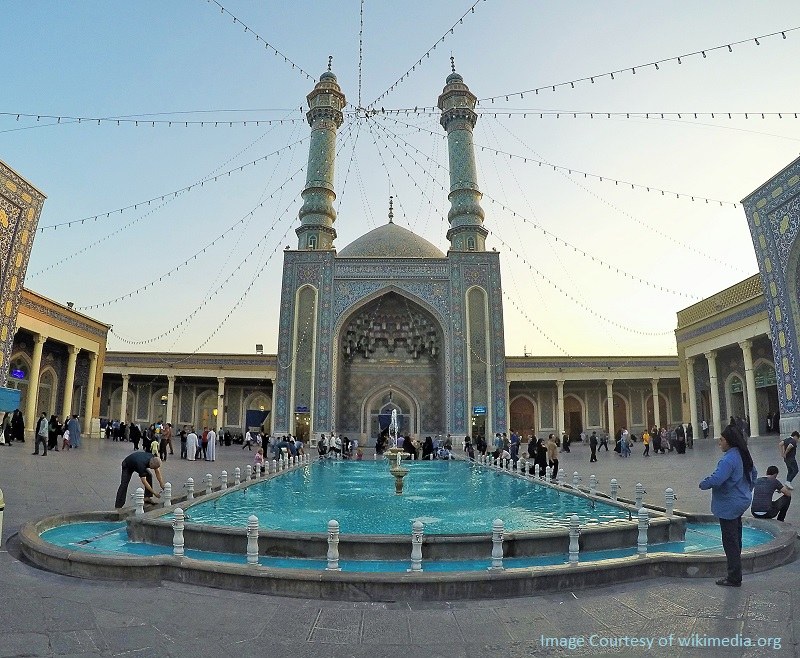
[1,408,83,454]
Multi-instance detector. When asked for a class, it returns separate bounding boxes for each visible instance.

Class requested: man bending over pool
[115,451,166,508]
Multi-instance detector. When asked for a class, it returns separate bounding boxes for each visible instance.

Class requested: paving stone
[361,610,411,644]
[49,629,108,655]
[0,632,51,658]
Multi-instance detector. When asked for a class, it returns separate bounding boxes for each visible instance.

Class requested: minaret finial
[388,196,394,224]
[328,55,333,72]
[450,55,456,73]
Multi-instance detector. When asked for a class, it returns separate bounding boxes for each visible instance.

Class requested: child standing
[254,447,265,474]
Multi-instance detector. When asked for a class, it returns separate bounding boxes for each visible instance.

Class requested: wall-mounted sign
[473,406,487,415]
[10,369,24,380]
[296,405,310,413]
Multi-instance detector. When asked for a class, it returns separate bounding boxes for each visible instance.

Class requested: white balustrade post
[204,473,213,496]
[558,468,566,485]
[326,520,341,571]
[519,457,526,475]
[172,507,185,556]
[545,465,552,482]
[409,521,424,572]
[185,477,194,501]
[637,508,649,555]
[568,514,580,563]
[220,471,228,489]
[132,487,145,515]
[610,478,619,501]
[246,515,259,565]
[234,467,241,485]
[589,474,597,496]
[270,459,277,474]
[635,482,646,509]
[162,482,172,507]
[572,471,581,487]
[245,465,252,481]
[664,488,675,517]
[489,519,504,571]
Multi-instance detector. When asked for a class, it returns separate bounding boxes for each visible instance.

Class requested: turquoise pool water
[40,521,776,572]
[177,460,630,534]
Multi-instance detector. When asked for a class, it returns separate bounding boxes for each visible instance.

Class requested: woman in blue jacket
[699,425,757,587]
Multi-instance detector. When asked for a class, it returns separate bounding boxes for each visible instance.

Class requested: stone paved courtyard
[0,434,798,657]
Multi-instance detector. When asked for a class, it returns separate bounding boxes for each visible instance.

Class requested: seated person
[437,446,454,460]
[403,435,418,459]
[751,465,793,521]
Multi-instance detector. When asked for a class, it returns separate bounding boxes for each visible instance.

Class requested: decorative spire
[295,66,346,250]
[438,69,486,251]
[388,196,394,224]
[450,55,456,73]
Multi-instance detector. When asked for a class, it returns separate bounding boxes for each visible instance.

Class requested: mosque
[2,68,795,446]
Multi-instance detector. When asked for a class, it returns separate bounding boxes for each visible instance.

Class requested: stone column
[686,357,699,435]
[556,380,565,436]
[120,374,130,422]
[706,350,722,438]
[166,375,176,426]
[25,333,47,432]
[739,339,760,438]
[651,378,661,429]
[507,381,512,432]
[606,379,615,435]
[83,351,98,437]
[62,345,78,420]
[268,379,275,436]
[217,377,226,432]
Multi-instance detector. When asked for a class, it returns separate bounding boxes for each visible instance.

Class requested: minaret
[296,57,346,250]
[438,58,487,252]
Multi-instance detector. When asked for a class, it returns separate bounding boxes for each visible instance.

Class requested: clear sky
[4,1,800,357]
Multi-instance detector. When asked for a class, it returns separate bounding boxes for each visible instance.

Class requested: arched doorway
[754,360,779,432]
[364,387,417,440]
[646,394,669,429]
[510,395,537,436]
[604,394,628,435]
[36,367,57,416]
[563,395,583,441]
[7,353,30,412]
[336,291,444,438]
[109,386,135,422]
[195,390,216,431]
[726,374,746,421]
[243,392,271,433]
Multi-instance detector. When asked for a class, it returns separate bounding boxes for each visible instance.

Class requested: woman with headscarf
[421,436,434,460]
[538,437,550,479]
[699,424,757,587]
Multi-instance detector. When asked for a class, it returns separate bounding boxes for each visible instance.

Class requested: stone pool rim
[18,510,797,601]
[123,463,687,561]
